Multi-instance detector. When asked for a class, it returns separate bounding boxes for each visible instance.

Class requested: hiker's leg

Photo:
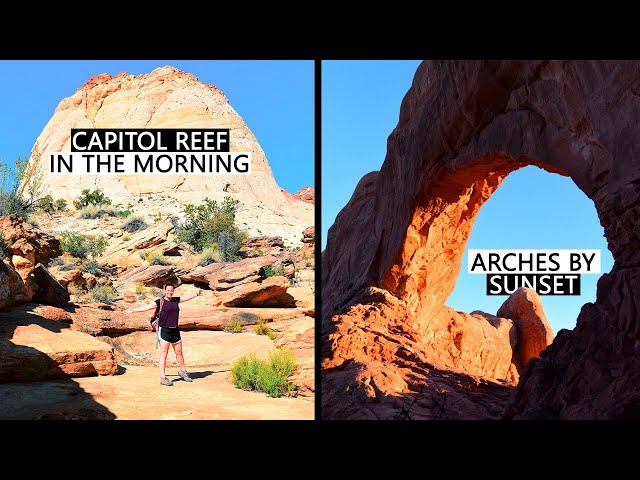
[173,341,187,371]
[159,341,171,378]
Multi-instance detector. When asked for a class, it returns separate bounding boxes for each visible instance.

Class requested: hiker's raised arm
[124,302,157,316]
[180,289,203,303]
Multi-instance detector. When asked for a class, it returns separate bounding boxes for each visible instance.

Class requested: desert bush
[261,265,287,278]
[116,209,133,218]
[78,205,117,219]
[60,231,108,259]
[36,194,55,213]
[145,252,170,266]
[73,188,112,210]
[231,348,297,398]
[121,215,147,233]
[254,319,277,340]
[176,196,248,260]
[91,285,118,303]
[134,282,148,295]
[80,260,100,274]
[197,246,222,266]
[0,153,45,219]
[55,198,67,211]
[223,318,245,333]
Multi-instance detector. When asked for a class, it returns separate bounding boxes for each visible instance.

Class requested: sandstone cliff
[21,66,313,246]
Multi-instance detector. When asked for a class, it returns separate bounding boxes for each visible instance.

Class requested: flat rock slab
[0,323,117,382]
[0,365,314,420]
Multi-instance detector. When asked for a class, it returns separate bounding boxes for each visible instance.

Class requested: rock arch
[322,60,640,419]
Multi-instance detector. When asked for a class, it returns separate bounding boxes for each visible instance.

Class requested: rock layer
[322,60,640,419]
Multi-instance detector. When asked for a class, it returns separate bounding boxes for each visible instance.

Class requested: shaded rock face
[31,264,70,307]
[322,60,640,419]
[21,66,312,246]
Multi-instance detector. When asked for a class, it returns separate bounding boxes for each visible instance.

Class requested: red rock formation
[322,60,640,419]
[238,236,285,258]
[302,226,314,244]
[0,261,30,307]
[497,288,554,366]
[293,186,314,204]
[180,255,279,290]
[1,215,61,265]
[212,276,296,307]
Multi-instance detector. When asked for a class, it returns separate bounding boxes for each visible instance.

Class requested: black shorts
[157,326,182,344]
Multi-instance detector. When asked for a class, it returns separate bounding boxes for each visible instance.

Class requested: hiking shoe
[160,376,173,386]
[178,370,193,382]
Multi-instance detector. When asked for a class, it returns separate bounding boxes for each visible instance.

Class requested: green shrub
[223,318,245,333]
[231,348,297,397]
[145,252,170,266]
[116,209,133,218]
[60,231,108,259]
[197,246,222,266]
[134,282,148,295]
[91,285,118,304]
[268,348,296,379]
[55,198,67,211]
[80,260,100,274]
[73,188,112,210]
[78,205,117,219]
[0,153,44,219]
[262,265,287,278]
[176,196,248,260]
[254,319,276,340]
[36,194,55,213]
[121,215,147,233]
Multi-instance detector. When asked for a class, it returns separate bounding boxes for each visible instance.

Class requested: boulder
[497,288,554,366]
[212,276,296,307]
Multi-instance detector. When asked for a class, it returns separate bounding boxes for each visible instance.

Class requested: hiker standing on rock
[125,283,203,386]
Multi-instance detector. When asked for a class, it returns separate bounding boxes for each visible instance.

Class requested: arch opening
[446,164,613,334]
[376,154,613,382]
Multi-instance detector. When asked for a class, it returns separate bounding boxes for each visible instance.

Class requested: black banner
[486,274,581,296]
[71,129,230,152]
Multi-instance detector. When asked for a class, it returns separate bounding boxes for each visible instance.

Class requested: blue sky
[0,60,314,194]
[322,60,614,333]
